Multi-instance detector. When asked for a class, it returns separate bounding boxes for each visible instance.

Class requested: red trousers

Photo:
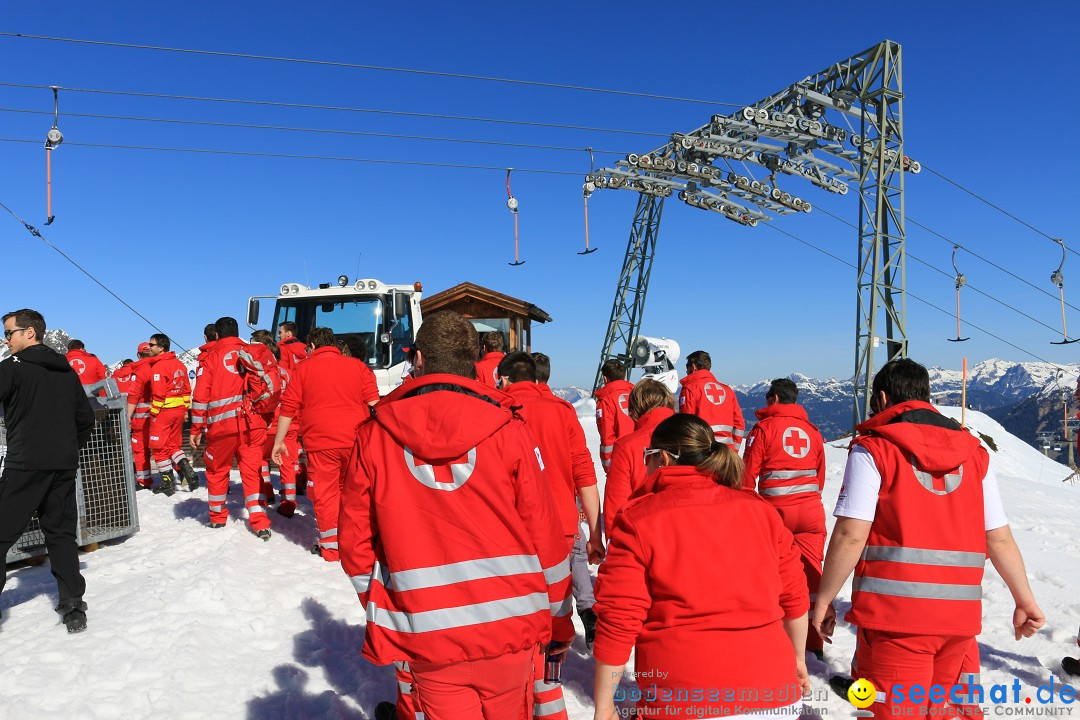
[130,421,153,488]
[306,447,350,562]
[203,424,269,531]
[769,499,825,652]
[854,628,971,719]
[410,645,533,720]
[149,407,187,473]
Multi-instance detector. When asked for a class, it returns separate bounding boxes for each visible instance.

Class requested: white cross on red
[404,447,477,492]
[782,427,810,458]
[222,350,240,375]
[70,359,86,375]
[703,382,725,405]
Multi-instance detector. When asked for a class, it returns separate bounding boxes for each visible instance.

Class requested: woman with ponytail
[592,413,811,720]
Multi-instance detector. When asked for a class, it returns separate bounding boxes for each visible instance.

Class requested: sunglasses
[643,447,680,462]
[3,327,27,340]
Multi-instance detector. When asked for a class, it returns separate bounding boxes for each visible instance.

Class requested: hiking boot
[276,500,296,518]
[56,599,88,634]
[152,472,176,497]
[135,483,153,492]
[206,521,226,529]
[374,701,398,720]
[829,675,854,698]
[256,529,271,542]
[310,544,322,557]
[579,608,597,650]
[177,459,199,491]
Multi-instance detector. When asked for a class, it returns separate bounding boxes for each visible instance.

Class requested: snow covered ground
[1,402,1078,719]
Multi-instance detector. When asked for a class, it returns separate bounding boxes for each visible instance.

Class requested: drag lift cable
[579,147,597,255]
[948,245,969,342]
[1050,238,1079,344]
[506,169,524,266]
[44,86,63,225]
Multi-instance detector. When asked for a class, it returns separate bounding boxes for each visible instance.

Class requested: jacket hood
[755,403,809,423]
[634,406,675,432]
[504,381,548,402]
[856,400,979,473]
[66,348,99,360]
[150,351,178,365]
[15,344,77,373]
[309,346,342,360]
[680,369,717,387]
[198,341,217,354]
[594,379,633,400]
[374,373,518,461]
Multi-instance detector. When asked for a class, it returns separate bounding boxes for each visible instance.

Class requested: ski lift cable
[0,33,745,108]
[0,198,186,352]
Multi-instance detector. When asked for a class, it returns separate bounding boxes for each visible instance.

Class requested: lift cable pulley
[506,169,523,266]
[579,147,597,255]
[1050,238,1078,344]
[44,86,63,225]
[948,245,969,342]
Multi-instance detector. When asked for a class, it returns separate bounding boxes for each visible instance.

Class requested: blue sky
[2,1,1077,388]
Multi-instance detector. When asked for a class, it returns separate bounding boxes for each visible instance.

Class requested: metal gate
[3,379,140,563]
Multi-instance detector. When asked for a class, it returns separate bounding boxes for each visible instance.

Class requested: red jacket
[846,401,988,636]
[66,349,107,386]
[149,352,191,416]
[195,340,217,375]
[594,465,807,716]
[474,351,505,389]
[278,337,307,374]
[678,370,745,449]
[594,379,634,471]
[278,346,378,450]
[125,358,155,428]
[504,381,597,540]
[113,362,139,396]
[603,406,674,539]
[339,373,574,666]
[742,403,826,504]
[191,337,258,437]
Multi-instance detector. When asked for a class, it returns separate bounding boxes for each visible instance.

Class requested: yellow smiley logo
[848,678,877,709]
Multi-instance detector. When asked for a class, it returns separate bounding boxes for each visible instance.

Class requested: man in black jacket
[0,308,95,632]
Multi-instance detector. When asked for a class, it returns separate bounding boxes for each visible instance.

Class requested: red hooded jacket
[66,348,107,386]
[594,465,807,717]
[474,351,505,389]
[278,345,378,451]
[742,403,826,504]
[149,351,191,415]
[339,373,574,666]
[278,336,307,374]
[504,381,597,540]
[594,379,634,471]
[678,369,745,449]
[845,400,988,636]
[125,357,155,427]
[603,406,675,539]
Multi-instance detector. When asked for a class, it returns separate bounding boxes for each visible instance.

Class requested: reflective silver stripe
[534,698,566,716]
[319,529,338,539]
[135,402,151,410]
[398,680,412,695]
[366,591,548,633]
[395,661,411,672]
[718,437,737,447]
[760,483,820,496]
[535,680,561,693]
[733,428,747,438]
[249,506,266,515]
[245,494,262,503]
[961,673,980,687]
[208,409,238,423]
[321,541,338,549]
[761,469,818,481]
[550,594,573,618]
[191,401,209,411]
[600,445,614,453]
[711,424,735,433]
[392,554,542,592]
[350,574,372,594]
[132,411,150,419]
[853,576,981,601]
[601,459,611,468]
[862,546,986,568]
[542,554,571,585]
[208,395,244,409]
[208,494,227,502]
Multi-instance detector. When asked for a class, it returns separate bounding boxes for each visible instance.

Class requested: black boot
[579,607,597,650]
[177,458,199,491]
[374,701,398,720]
[56,598,88,634]
[153,471,176,497]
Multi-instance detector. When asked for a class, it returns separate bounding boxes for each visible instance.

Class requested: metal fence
[4,379,140,563]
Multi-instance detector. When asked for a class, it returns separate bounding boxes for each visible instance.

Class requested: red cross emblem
[703,382,726,406]
[70,359,86,375]
[618,393,630,416]
[404,446,477,492]
[782,427,810,459]
[222,350,240,375]
[911,456,964,495]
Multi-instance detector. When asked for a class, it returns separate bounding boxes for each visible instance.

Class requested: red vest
[845,401,988,636]
[742,403,825,504]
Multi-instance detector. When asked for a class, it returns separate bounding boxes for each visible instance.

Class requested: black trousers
[0,468,86,602]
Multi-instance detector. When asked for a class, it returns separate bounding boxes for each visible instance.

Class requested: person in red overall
[594,413,810,720]
[124,342,155,490]
[65,339,108,388]
[499,351,602,720]
[813,358,1045,719]
[743,378,827,659]
[594,359,634,472]
[473,330,505,389]
[339,310,573,720]
[602,379,675,540]
[276,321,309,494]
[678,350,745,450]
[146,334,197,496]
[190,317,274,540]
[276,321,307,373]
[272,327,377,561]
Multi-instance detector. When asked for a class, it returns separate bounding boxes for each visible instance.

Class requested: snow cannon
[630,335,681,393]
